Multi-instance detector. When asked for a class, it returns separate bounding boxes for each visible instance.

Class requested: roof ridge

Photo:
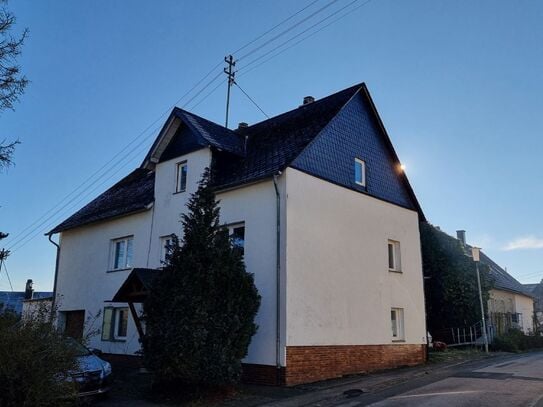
[240,82,365,131]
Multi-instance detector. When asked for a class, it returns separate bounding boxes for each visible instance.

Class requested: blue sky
[1,0,543,291]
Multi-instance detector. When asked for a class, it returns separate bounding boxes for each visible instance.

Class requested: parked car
[65,338,113,397]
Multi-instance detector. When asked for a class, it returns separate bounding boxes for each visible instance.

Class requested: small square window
[391,308,405,340]
[388,240,401,272]
[176,162,188,193]
[355,158,366,186]
[111,236,133,270]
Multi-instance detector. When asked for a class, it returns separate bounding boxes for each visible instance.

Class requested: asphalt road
[356,352,543,407]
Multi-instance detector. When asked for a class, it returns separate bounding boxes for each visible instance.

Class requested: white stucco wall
[56,210,152,354]
[284,167,426,346]
[55,147,283,365]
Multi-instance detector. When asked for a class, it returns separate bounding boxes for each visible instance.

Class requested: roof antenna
[224,55,236,129]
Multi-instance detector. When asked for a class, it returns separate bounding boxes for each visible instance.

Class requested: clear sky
[1,0,543,292]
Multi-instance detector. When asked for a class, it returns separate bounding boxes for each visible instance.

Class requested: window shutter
[101,307,114,341]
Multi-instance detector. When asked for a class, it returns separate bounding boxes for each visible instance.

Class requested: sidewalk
[226,350,499,407]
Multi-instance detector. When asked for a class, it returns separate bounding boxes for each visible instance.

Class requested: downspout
[47,233,60,314]
[272,172,282,382]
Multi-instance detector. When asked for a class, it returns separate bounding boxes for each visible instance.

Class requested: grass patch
[428,347,486,364]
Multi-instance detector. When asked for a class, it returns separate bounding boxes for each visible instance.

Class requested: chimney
[237,122,248,130]
[24,279,33,300]
[456,230,466,245]
[302,96,315,105]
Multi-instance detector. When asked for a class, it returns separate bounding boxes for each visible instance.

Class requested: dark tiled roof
[479,252,533,297]
[0,291,53,314]
[49,169,154,234]
[523,283,539,293]
[212,84,362,189]
[175,109,244,156]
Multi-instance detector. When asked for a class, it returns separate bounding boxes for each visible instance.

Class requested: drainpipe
[47,233,60,314]
[272,172,282,382]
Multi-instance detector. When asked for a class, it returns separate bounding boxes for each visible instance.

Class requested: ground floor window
[102,307,129,341]
[391,308,405,341]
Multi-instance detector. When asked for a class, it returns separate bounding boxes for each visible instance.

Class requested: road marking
[390,390,481,399]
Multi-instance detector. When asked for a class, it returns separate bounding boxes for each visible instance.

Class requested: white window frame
[355,158,366,186]
[160,235,175,264]
[388,240,401,272]
[110,236,134,271]
[391,308,405,341]
[175,161,188,193]
[101,306,129,342]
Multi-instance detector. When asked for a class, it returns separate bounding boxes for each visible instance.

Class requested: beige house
[456,231,535,335]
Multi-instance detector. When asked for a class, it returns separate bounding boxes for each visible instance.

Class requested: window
[176,161,188,193]
[101,307,129,341]
[111,236,133,270]
[388,240,401,272]
[160,235,175,263]
[228,223,245,256]
[354,158,366,186]
[391,308,405,340]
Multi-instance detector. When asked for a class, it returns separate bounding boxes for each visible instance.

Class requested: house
[455,230,534,335]
[523,280,543,329]
[0,279,52,316]
[47,83,428,385]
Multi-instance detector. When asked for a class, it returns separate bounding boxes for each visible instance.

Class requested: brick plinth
[285,344,426,386]
[242,363,285,385]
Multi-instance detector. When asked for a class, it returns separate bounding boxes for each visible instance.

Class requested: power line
[238,0,374,79]
[4,61,224,249]
[233,81,269,118]
[230,0,321,56]
[237,0,341,62]
[1,259,14,292]
[238,0,370,75]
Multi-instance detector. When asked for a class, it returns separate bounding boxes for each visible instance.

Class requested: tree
[142,168,261,389]
[420,222,493,333]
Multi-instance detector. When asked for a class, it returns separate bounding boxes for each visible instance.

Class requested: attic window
[355,158,366,186]
[176,161,187,193]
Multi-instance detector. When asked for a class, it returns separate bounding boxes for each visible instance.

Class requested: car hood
[76,354,105,373]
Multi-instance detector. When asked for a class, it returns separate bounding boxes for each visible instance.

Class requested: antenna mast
[224,55,236,128]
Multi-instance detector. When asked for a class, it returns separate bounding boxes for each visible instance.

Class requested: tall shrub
[143,168,261,387]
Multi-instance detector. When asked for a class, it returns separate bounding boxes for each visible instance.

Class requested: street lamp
[472,247,489,353]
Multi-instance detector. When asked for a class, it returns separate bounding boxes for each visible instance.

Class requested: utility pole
[224,54,236,128]
[472,247,489,353]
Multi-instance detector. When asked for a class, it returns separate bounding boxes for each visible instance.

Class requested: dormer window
[355,158,366,186]
[176,161,187,193]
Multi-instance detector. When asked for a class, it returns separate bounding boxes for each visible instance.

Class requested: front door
[64,310,85,340]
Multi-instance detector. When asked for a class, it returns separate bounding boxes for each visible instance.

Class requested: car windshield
[64,337,92,357]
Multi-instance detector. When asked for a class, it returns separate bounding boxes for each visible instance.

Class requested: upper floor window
[111,236,133,270]
[176,161,188,193]
[228,223,245,256]
[355,158,366,186]
[160,235,175,264]
[391,308,405,341]
[388,240,401,272]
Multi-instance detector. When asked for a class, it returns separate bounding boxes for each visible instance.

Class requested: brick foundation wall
[285,344,426,386]
[241,363,285,386]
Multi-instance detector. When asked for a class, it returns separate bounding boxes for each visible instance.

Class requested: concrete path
[263,352,543,407]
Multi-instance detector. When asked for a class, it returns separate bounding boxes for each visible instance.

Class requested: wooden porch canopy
[109,268,160,339]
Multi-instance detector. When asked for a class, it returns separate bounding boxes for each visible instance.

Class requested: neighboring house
[0,279,52,315]
[47,83,428,385]
[523,280,543,328]
[455,231,535,335]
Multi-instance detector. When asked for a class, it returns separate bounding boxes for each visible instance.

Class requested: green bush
[0,306,79,406]
[143,169,261,389]
[491,328,543,352]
